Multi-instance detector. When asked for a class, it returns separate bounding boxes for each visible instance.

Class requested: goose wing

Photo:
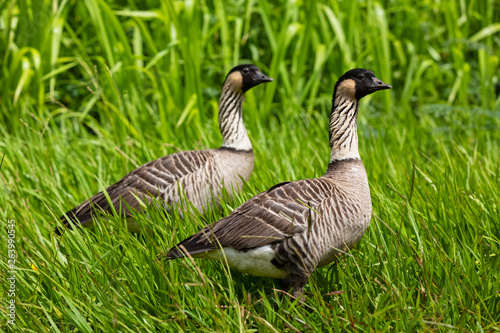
[59,150,213,229]
[166,178,336,258]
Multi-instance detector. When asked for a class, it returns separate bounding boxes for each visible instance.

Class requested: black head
[334,68,391,100]
[224,64,273,92]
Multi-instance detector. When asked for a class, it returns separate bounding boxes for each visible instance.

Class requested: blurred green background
[0,0,499,331]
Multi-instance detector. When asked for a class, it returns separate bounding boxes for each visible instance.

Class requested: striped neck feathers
[218,75,252,151]
[329,85,360,162]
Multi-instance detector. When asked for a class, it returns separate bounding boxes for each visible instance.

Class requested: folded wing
[60,150,213,229]
[166,178,337,258]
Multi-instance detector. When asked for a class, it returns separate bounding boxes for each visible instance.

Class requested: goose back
[62,148,254,228]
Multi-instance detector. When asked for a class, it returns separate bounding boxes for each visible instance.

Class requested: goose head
[334,68,392,101]
[224,64,273,92]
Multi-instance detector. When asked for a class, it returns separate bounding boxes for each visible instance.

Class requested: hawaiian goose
[162,69,391,298]
[59,65,273,233]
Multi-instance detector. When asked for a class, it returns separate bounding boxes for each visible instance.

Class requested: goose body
[164,69,391,297]
[59,65,272,232]
[186,161,371,278]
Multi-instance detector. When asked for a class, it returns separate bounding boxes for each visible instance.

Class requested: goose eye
[357,74,365,80]
[243,68,250,74]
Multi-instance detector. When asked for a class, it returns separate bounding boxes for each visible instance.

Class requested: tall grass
[1,0,499,331]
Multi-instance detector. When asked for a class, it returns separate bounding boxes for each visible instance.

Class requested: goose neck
[218,86,251,151]
[329,95,360,162]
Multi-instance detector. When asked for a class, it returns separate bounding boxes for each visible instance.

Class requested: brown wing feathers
[60,178,157,230]
[166,178,335,259]
[59,150,211,230]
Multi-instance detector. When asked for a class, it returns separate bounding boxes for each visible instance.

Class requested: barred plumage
[162,68,391,298]
[58,65,272,233]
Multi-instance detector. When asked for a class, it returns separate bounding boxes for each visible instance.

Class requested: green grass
[1,0,499,331]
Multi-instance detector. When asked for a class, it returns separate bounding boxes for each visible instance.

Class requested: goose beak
[368,76,392,92]
[254,71,274,84]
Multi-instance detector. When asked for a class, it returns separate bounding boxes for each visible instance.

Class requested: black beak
[253,71,274,84]
[368,76,392,92]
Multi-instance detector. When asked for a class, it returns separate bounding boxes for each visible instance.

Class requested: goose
[58,64,273,234]
[161,68,391,298]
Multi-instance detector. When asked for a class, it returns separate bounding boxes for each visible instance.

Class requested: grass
[1,0,499,331]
